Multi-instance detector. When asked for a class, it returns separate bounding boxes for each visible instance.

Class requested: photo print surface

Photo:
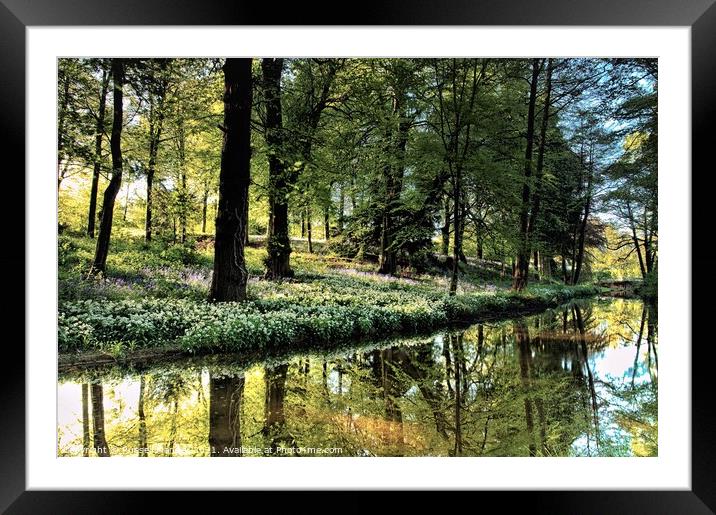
[57,57,657,457]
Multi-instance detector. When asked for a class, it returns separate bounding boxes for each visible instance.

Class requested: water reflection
[57,298,657,457]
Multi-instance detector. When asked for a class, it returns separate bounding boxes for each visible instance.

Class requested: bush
[58,284,600,354]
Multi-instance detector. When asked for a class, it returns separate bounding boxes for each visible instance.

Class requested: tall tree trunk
[177,118,188,244]
[209,58,252,302]
[87,67,109,238]
[306,206,313,253]
[626,201,646,278]
[525,58,553,269]
[145,90,166,243]
[441,195,451,256]
[122,181,130,221]
[573,147,594,284]
[512,59,542,291]
[378,93,409,275]
[209,374,245,457]
[89,58,124,277]
[324,205,330,240]
[201,179,209,234]
[90,383,110,457]
[261,58,293,279]
[449,168,462,295]
[338,183,345,231]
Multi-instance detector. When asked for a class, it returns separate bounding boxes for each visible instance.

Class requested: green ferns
[58,284,600,354]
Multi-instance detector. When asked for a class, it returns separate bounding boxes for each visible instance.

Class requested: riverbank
[59,282,601,365]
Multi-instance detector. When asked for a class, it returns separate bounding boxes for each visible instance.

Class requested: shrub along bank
[59,283,601,356]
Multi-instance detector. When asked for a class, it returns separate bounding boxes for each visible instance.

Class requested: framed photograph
[4,0,714,511]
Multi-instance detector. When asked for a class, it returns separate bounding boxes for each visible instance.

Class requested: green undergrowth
[59,283,601,355]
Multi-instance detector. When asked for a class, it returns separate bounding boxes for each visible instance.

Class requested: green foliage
[58,279,599,354]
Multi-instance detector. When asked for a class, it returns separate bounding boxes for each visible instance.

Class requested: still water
[57,298,657,457]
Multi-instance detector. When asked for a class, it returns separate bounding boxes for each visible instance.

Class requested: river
[57,297,657,457]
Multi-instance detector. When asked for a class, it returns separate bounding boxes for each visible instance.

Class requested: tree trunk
[525,58,553,271]
[90,383,110,457]
[209,58,252,302]
[324,205,330,240]
[441,195,451,256]
[449,169,462,295]
[512,59,541,291]
[261,58,294,279]
[87,67,109,238]
[176,118,188,244]
[89,59,124,277]
[627,201,646,278]
[306,206,313,253]
[573,147,594,284]
[145,88,166,243]
[378,92,409,276]
[338,183,345,231]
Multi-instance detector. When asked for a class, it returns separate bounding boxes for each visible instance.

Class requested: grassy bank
[58,232,602,357]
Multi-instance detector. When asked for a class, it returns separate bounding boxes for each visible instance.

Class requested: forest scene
[57,57,657,457]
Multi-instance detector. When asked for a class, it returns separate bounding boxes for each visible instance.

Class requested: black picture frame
[2,0,714,512]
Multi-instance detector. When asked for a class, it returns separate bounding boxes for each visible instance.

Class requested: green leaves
[58,284,599,355]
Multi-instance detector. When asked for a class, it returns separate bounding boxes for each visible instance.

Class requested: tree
[431,58,487,294]
[89,58,124,277]
[87,60,110,238]
[512,59,543,291]
[140,59,171,242]
[209,58,253,302]
[261,57,293,279]
[603,60,658,281]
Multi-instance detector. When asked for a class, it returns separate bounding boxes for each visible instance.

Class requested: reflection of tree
[138,375,148,457]
[646,302,658,383]
[209,373,245,457]
[90,383,110,456]
[451,334,464,456]
[149,372,188,456]
[631,306,647,387]
[263,364,295,453]
[573,305,601,453]
[400,345,450,442]
[515,321,537,456]
[81,383,90,457]
[58,300,655,458]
